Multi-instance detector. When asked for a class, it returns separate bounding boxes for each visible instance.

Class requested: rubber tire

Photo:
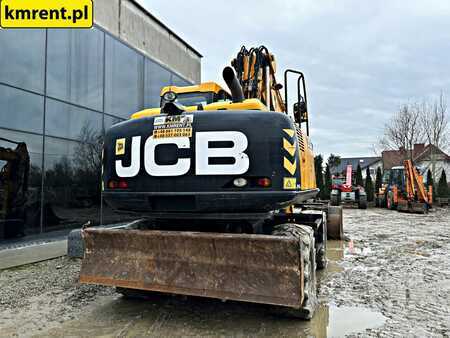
[270,223,318,319]
[316,215,327,270]
[327,206,344,240]
[358,195,367,209]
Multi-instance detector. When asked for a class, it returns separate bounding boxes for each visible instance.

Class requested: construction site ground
[1,207,449,337]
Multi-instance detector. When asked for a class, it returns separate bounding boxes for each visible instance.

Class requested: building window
[0,29,46,94]
[104,114,124,130]
[43,136,102,227]
[0,129,43,230]
[171,73,191,87]
[45,99,102,142]
[104,35,144,118]
[47,28,105,111]
[144,59,171,108]
[0,84,44,134]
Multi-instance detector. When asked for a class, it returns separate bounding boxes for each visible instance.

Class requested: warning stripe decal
[282,129,297,175]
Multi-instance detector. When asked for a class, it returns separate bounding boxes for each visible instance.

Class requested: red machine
[330,165,367,209]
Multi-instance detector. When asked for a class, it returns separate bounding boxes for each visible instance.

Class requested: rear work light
[108,180,117,189]
[257,178,271,187]
[118,180,129,189]
[233,178,248,187]
[108,179,128,189]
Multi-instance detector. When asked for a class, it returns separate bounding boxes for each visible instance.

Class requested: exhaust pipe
[223,66,244,103]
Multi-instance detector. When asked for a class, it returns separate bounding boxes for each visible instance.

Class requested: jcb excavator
[0,138,29,239]
[376,159,432,214]
[80,46,344,319]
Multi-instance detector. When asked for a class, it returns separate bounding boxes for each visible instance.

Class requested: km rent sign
[0,0,93,28]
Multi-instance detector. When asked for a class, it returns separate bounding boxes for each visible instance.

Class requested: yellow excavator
[80,46,343,319]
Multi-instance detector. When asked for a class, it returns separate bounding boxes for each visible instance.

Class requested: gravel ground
[0,207,449,337]
[321,207,450,337]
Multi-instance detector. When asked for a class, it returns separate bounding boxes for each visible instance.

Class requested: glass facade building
[0,26,192,237]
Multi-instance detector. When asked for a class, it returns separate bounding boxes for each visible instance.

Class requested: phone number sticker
[153,114,194,138]
[153,128,192,139]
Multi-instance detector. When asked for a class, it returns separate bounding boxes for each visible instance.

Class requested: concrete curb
[0,240,67,270]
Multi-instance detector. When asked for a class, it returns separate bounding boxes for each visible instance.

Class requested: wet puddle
[309,304,387,337]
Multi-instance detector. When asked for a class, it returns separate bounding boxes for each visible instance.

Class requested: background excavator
[0,138,30,239]
[330,164,367,209]
[376,159,432,213]
[80,46,344,319]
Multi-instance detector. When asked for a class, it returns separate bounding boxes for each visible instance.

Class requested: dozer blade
[80,228,304,308]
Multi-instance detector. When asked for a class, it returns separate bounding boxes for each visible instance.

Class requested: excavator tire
[358,195,368,209]
[270,223,317,319]
[327,206,344,240]
[316,217,327,270]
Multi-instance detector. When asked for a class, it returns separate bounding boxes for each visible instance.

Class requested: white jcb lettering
[116,136,141,177]
[195,131,249,175]
[144,137,190,176]
[115,132,250,177]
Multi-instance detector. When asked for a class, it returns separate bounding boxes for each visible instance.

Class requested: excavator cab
[159,82,231,108]
[383,166,406,190]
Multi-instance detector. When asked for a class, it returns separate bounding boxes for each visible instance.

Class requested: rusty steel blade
[80,228,304,308]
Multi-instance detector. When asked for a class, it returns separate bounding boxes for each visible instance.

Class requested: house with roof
[381,143,450,183]
[331,156,382,179]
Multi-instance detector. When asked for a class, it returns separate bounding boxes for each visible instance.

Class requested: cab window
[160,92,214,107]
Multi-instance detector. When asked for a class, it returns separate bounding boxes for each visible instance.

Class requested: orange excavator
[377,159,432,214]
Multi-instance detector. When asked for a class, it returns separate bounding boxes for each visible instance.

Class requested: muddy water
[2,207,449,337]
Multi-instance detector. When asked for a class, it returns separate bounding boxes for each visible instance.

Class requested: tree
[314,155,324,199]
[323,164,332,200]
[73,122,103,205]
[355,164,364,187]
[375,167,383,194]
[327,154,341,172]
[421,93,449,179]
[437,169,449,198]
[380,103,425,160]
[365,167,374,202]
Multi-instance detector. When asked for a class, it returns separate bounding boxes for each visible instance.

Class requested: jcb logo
[115,131,249,177]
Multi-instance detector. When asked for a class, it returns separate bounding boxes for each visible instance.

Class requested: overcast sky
[140,0,450,158]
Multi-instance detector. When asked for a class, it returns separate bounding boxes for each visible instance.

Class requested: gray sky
[140,0,450,158]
